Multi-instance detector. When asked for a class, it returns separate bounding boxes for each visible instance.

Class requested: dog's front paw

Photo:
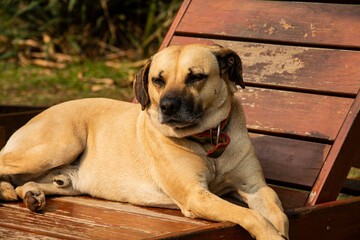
[256,226,289,240]
[23,191,46,212]
[0,181,18,201]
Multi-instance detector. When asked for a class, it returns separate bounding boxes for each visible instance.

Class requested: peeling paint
[308,191,317,204]
[264,26,275,35]
[239,44,306,80]
[310,23,316,37]
[279,18,295,30]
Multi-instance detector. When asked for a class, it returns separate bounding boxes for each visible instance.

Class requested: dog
[0,44,288,240]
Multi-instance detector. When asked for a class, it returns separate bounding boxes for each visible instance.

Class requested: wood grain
[0,197,209,240]
[170,36,360,96]
[0,226,59,240]
[236,87,353,142]
[250,133,331,188]
[271,186,309,210]
[287,196,360,240]
[308,93,360,205]
[177,0,360,48]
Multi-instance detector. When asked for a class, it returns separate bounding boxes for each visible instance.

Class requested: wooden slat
[0,197,209,240]
[54,196,209,226]
[150,197,360,240]
[271,186,309,210]
[287,196,360,240]
[237,87,353,142]
[170,36,360,96]
[148,222,253,240]
[0,226,59,240]
[250,133,331,188]
[177,0,360,48]
[308,92,360,205]
[0,204,152,239]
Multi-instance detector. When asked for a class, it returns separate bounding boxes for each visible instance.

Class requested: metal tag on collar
[210,124,221,145]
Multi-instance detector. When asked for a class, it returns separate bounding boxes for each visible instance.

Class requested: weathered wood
[236,88,353,142]
[150,196,360,240]
[176,0,360,48]
[170,36,360,96]
[54,196,208,226]
[0,197,209,240]
[1,0,359,239]
[250,133,331,188]
[271,186,309,210]
[0,226,59,240]
[287,196,360,240]
[147,222,253,240]
[307,92,360,205]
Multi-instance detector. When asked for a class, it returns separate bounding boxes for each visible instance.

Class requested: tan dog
[0,44,288,240]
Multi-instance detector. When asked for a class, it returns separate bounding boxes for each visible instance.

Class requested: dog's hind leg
[15,166,81,212]
[0,175,18,201]
[0,120,85,204]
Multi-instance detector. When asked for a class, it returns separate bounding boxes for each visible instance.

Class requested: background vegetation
[0,0,182,105]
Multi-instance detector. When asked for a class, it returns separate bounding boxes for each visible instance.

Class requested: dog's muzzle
[159,96,203,128]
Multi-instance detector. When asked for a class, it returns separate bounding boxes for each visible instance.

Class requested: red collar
[187,106,232,158]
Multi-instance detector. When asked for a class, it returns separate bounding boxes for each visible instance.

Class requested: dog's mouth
[162,118,199,129]
[159,111,203,129]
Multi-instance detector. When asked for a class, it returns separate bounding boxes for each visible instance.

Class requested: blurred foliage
[0,60,135,105]
[0,0,182,62]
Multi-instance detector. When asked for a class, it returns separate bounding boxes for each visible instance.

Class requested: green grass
[0,61,136,106]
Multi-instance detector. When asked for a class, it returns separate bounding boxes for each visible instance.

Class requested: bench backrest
[160,0,360,208]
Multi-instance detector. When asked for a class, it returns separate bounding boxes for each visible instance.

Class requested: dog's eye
[186,74,207,84]
[152,77,165,87]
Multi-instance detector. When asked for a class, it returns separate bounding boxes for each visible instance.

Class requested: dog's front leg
[238,186,289,239]
[177,186,286,240]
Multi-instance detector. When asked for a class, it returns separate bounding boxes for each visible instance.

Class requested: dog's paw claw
[24,191,46,212]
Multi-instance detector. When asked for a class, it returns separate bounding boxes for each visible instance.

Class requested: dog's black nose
[160,97,181,116]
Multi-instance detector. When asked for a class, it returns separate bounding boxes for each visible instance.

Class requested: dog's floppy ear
[212,45,245,88]
[134,58,152,110]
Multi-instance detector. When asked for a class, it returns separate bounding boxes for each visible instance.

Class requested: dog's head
[134,44,244,138]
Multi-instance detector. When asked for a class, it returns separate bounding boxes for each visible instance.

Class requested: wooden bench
[1,0,360,239]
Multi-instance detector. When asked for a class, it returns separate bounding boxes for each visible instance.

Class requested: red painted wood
[176,0,360,48]
[0,197,208,240]
[308,92,360,205]
[236,88,353,142]
[169,36,360,96]
[0,226,59,240]
[250,133,331,188]
[150,197,360,240]
[287,196,360,240]
[271,186,309,210]
[147,222,253,240]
